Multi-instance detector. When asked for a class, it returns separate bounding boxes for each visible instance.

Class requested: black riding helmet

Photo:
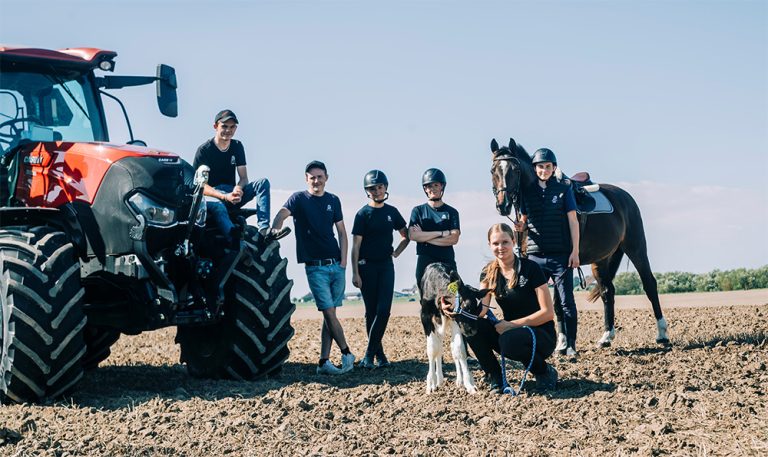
[363,169,389,188]
[422,168,446,201]
[422,168,446,187]
[364,169,389,203]
[531,148,557,166]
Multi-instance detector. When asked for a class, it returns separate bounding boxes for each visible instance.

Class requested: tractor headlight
[127,193,176,227]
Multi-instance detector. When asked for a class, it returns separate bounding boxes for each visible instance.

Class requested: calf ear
[449,270,462,283]
[490,138,499,153]
[508,138,517,150]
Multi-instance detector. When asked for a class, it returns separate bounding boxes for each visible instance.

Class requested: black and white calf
[420,263,488,394]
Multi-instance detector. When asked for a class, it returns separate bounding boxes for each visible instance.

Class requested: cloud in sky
[271,180,767,297]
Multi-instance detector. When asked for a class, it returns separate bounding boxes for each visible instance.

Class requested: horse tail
[587,283,602,303]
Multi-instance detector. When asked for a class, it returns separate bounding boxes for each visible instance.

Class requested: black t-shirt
[352,204,407,262]
[409,203,460,261]
[283,191,343,263]
[481,258,554,330]
[192,138,246,188]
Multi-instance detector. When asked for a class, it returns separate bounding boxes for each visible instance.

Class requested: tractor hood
[15,141,187,207]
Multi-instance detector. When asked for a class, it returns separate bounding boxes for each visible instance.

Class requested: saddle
[562,171,613,215]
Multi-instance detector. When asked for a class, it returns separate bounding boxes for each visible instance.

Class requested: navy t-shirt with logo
[284,191,343,264]
[193,138,246,187]
[352,204,407,262]
[409,203,460,261]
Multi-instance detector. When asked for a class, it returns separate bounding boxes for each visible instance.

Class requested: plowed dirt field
[2,290,767,456]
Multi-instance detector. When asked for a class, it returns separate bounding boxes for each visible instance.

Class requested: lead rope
[451,289,536,397]
[484,309,536,396]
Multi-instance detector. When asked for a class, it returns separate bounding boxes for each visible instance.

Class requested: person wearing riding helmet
[409,168,461,293]
[351,170,410,369]
[514,148,580,357]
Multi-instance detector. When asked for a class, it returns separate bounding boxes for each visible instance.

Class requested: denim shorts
[305,263,346,311]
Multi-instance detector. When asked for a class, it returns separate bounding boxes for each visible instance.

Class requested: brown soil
[2,290,767,456]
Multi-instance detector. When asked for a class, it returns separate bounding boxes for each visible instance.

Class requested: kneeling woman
[465,223,558,391]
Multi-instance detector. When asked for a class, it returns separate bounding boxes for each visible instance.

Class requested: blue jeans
[306,263,346,311]
[205,178,271,240]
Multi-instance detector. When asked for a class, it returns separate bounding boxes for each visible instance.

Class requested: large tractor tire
[0,227,87,403]
[176,227,295,380]
[81,325,121,370]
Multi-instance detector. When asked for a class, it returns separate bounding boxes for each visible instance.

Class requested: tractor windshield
[0,65,105,154]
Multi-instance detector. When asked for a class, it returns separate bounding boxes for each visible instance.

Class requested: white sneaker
[341,352,356,373]
[316,360,343,375]
[555,333,567,354]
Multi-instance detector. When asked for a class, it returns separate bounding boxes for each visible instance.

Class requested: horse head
[490,138,534,217]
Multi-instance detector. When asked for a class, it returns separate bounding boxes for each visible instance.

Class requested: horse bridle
[491,154,521,202]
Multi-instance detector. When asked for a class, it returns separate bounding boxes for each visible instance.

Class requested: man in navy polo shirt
[271,160,355,375]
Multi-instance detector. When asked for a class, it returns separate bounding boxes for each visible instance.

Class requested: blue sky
[2,1,766,296]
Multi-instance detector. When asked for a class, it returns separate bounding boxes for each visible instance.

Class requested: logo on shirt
[441,213,448,220]
[230,155,236,165]
[387,215,392,222]
[326,204,332,212]
[551,195,558,204]
[518,275,528,287]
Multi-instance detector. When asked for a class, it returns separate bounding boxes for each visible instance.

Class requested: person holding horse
[453,223,558,392]
[409,168,461,293]
[351,170,410,369]
[514,147,580,357]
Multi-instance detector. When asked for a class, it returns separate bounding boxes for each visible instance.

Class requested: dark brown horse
[489,138,668,347]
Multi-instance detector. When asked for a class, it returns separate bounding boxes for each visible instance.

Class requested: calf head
[450,281,490,337]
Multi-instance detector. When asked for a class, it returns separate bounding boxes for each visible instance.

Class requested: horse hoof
[465,385,478,394]
[597,341,612,348]
[656,338,670,345]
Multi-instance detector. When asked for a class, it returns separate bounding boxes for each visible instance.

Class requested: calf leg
[450,321,476,394]
[425,332,443,393]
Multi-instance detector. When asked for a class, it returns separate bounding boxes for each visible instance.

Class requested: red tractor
[0,46,295,404]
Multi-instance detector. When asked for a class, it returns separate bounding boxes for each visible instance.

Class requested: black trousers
[528,254,578,349]
[415,254,456,293]
[464,319,556,384]
[359,260,395,358]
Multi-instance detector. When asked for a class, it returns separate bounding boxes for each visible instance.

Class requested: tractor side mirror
[156,64,178,118]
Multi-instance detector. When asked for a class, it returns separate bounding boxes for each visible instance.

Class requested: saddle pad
[577,190,613,215]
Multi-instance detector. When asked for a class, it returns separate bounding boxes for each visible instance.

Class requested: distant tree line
[610,266,768,295]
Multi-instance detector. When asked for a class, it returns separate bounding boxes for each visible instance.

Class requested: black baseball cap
[305,160,327,174]
[214,109,238,124]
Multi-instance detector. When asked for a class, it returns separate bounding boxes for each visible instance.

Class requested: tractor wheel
[82,325,121,370]
[176,227,295,379]
[0,227,86,403]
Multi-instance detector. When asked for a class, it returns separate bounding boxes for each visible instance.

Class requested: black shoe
[536,364,558,391]
[261,227,291,243]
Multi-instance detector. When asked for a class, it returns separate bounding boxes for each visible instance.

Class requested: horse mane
[497,138,536,187]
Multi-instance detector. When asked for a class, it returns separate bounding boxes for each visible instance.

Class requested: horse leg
[623,242,668,344]
[593,249,624,347]
[450,320,476,394]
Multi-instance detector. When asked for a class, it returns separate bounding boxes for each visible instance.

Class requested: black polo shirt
[192,138,246,188]
[409,203,460,262]
[283,191,343,264]
[352,204,407,262]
